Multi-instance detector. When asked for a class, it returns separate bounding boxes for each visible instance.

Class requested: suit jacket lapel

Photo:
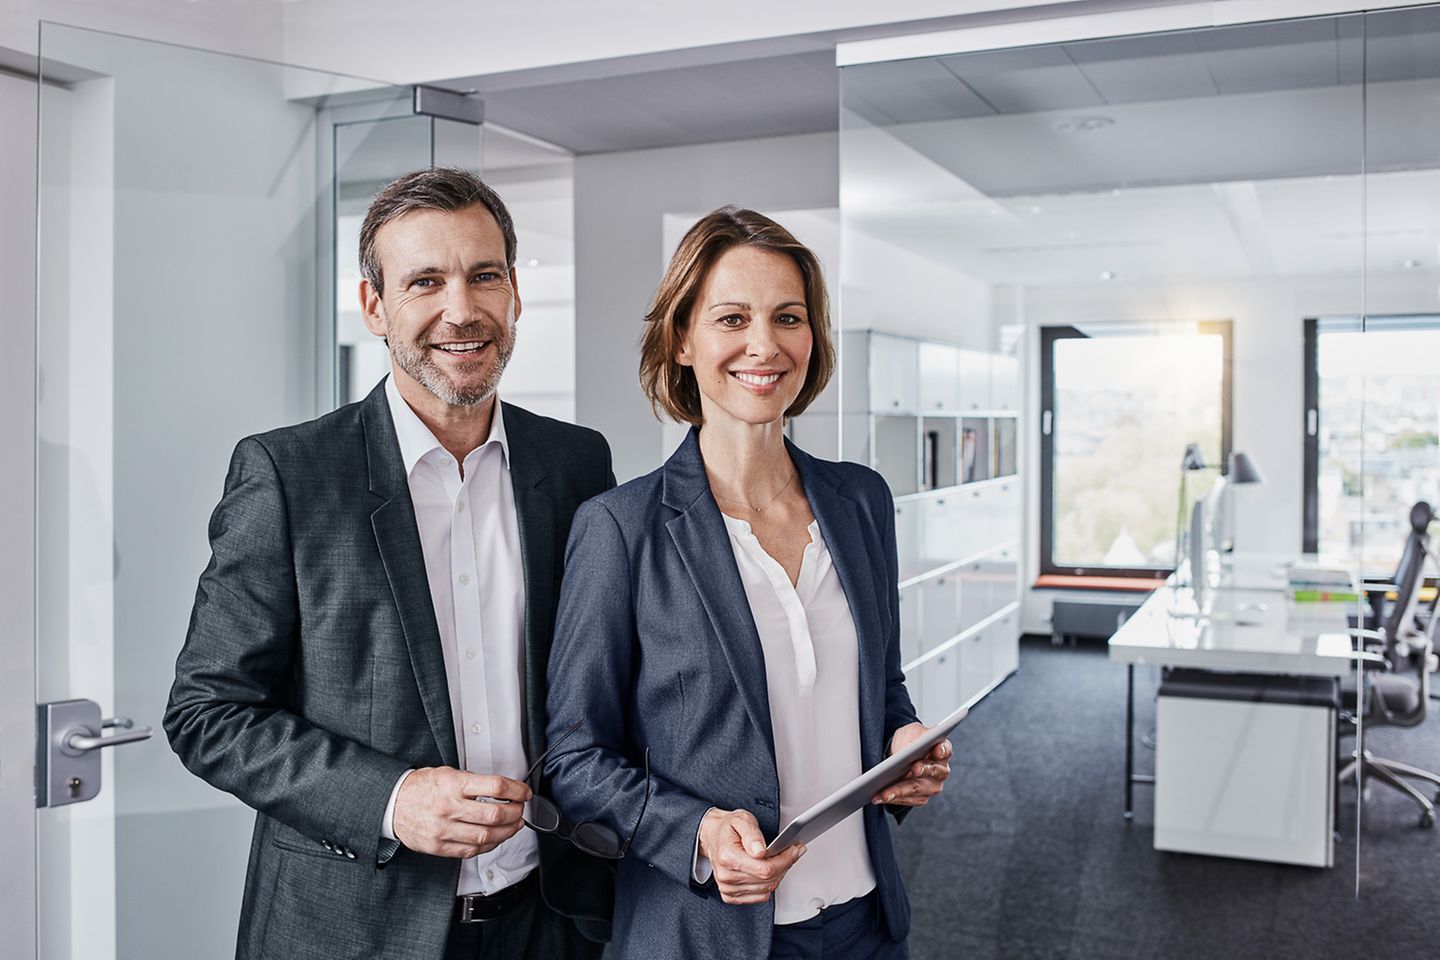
[789,442,888,770]
[362,383,460,769]
[501,402,555,762]
[663,429,776,762]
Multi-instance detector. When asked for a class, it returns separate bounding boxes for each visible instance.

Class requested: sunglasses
[522,720,650,861]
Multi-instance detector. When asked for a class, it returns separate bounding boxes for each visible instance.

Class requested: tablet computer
[764,703,968,856]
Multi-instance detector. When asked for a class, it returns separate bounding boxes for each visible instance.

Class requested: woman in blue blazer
[543,208,951,959]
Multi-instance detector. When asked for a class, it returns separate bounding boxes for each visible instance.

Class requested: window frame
[1302,313,1440,574]
[1039,321,1234,578]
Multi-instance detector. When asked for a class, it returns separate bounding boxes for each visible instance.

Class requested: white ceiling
[836,6,1440,287]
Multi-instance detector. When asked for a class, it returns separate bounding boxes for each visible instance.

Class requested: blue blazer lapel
[662,429,776,763]
[361,383,460,769]
[789,442,889,770]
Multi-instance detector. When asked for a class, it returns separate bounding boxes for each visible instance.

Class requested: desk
[1109,563,1355,867]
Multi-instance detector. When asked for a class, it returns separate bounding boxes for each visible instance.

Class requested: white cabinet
[852,330,1023,708]
[920,494,964,568]
[893,501,922,582]
[871,334,918,412]
[874,416,918,496]
[958,349,991,412]
[898,584,923,666]
[920,577,959,654]
[958,631,991,704]
[992,611,1020,677]
[919,342,960,411]
[921,648,956,723]
[989,354,1020,411]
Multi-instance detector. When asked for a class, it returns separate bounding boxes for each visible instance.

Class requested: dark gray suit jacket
[544,428,919,959]
[165,380,615,960]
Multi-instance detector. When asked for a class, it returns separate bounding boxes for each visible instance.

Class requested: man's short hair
[639,206,835,425]
[358,167,517,295]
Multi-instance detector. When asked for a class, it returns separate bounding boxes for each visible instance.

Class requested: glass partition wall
[32,25,480,959]
[840,5,1440,951]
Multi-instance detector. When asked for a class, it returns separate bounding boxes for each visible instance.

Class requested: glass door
[32,24,478,960]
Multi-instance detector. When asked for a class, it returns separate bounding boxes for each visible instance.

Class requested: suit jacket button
[345,849,357,860]
[321,840,334,851]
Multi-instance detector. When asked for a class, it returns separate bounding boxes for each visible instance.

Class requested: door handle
[63,717,153,754]
[37,700,153,807]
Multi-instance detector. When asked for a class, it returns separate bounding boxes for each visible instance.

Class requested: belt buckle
[458,894,497,924]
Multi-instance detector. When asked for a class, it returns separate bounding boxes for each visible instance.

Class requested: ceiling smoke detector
[1053,116,1115,134]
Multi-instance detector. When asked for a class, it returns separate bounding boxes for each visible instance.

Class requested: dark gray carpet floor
[896,637,1440,960]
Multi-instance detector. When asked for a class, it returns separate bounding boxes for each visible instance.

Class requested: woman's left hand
[872,722,951,807]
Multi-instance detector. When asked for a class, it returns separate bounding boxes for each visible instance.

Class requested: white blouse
[721,513,877,924]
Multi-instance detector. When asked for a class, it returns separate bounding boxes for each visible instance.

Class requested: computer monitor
[1185,478,1227,610]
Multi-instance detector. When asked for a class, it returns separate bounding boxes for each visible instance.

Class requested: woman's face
[677,245,813,431]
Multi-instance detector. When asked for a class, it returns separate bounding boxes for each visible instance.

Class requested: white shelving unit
[844,330,1022,722]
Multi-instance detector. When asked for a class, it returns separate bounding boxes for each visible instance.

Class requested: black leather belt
[454,870,538,924]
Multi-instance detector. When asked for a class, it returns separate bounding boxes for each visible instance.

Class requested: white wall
[573,131,840,481]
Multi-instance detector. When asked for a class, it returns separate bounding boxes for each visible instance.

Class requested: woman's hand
[873,722,951,807]
[697,807,805,904]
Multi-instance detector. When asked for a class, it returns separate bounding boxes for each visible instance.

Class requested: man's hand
[873,722,951,807]
[697,808,805,905]
[392,767,531,858]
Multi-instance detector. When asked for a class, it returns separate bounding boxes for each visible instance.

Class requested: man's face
[360,204,519,409]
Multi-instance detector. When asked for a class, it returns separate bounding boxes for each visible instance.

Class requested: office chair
[1337,501,1440,828]
[1356,519,1431,634]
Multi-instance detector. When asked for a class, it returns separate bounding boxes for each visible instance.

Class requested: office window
[1041,323,1233,577]
[1304,316,1440,574]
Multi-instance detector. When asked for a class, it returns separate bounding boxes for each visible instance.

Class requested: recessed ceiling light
[1053,116,1115,134]
[527,258,540,268]
[1100,271,1116,281]
[1403,258,1422,269]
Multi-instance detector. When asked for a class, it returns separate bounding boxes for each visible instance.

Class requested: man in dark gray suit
[166,169,613,960]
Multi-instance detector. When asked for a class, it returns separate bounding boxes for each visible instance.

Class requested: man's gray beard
[389,325,516,408]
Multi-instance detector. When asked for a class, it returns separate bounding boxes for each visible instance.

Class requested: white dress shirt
[710,512,877,924]
[380,375,537,896]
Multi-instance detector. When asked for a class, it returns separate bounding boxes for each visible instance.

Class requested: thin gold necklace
[712,469,798,514]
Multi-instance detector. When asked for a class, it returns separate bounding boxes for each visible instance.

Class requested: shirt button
[471,723,481,735]
[466,647,477,660]
[458,574,471,585]
[456,500,465,512]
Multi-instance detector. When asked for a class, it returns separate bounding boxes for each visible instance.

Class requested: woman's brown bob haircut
[640,206,835,425]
